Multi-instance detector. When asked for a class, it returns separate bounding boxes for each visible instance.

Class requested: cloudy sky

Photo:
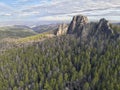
[0,0,120,24]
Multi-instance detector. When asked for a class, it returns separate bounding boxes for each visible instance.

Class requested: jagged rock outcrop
[67,15,88,34]
[56,24,68,36]
[56,15,119,43]
[97,18,113,33]
[67,15,114,41]
[94,18,113,38]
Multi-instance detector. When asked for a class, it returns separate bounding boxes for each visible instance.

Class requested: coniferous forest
[0,34,120,90]
[0,15,120,90]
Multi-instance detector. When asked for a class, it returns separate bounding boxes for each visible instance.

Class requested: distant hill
[0,25,37,39]
[32,24,58,33]
[0,33,55,53]
[13,25,31,29]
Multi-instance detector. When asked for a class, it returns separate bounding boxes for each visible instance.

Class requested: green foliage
[110,24,120,33]
[0,35,120,90]
[83,82,90,90]
[16,33,52,44]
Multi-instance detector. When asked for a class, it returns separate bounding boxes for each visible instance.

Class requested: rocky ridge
[67,15,114,39]
[67,15,88,34]
[57,15,119,40]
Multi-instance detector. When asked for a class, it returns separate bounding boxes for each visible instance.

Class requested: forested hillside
[0,33,54,54]
[0,35,120,90]
[0,15,120,90]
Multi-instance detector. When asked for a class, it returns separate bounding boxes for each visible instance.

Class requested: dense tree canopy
[0,34,120,90]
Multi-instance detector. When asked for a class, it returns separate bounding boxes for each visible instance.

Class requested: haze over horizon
[0,0,120,25]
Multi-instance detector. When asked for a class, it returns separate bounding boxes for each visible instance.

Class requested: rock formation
[67,15,88,34]
[95,18,113,37]
[56,24,68,36]
[64,17,119,89]
[55,14,119,43]
[67,15,115,41]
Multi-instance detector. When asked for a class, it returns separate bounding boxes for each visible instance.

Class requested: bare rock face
[56,24,68,36]
[67,15,114,41]
[96,18,113,36]
[55,14,118,45]
[67,15,88,34]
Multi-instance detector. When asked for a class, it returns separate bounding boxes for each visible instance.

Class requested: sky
[0,0,120,25]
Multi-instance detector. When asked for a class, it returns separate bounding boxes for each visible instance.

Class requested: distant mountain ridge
[32,24,58,33]
[0,25,37,40]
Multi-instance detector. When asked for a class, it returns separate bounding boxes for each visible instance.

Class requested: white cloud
[0,0,120,22]
[38,15,72,21]
[3,13,12,16]
[0,13,12,16]
[18,11,40,17]
[22,0,120,15]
